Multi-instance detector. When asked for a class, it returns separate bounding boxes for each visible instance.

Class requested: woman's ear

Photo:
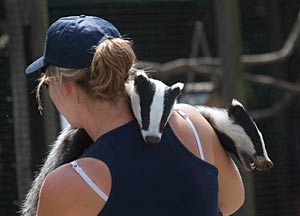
[61,80,75,96]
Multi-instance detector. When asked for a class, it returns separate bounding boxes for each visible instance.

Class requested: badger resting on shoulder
[128,71,273,171]
[20,70,273,216]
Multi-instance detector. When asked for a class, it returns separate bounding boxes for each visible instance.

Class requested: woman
[25,15,244,216]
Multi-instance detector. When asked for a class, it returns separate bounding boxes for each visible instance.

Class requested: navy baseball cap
[25,15,121,74]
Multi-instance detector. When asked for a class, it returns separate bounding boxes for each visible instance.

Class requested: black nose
[263,160,274,171]
[145,136,160,145]
[258,160,274,171]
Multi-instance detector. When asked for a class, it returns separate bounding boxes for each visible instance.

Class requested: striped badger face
[227,100,273,171]
[129,71,184,145]
[210,99,274,171]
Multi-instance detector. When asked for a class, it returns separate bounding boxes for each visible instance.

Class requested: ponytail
[89,38,136,100]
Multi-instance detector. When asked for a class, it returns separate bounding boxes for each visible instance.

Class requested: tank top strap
[174,109,205,161]
[70,160,108,202]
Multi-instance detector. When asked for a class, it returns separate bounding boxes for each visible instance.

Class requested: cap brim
[25,56,48,74]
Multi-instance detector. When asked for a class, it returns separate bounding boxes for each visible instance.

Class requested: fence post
[214,0,255,215]
[4,0,32,203]
[26,0,60,164]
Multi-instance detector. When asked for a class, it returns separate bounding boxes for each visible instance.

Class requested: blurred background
[0,0,300,215]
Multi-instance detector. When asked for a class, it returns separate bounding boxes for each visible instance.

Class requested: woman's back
[78,110,218,216]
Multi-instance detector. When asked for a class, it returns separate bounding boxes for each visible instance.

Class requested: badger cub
[129,71,273,172]
[126,70,184,145]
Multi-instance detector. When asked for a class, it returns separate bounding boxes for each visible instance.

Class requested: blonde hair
[36,38,136,113]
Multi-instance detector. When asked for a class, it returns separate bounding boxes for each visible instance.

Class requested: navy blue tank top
[80,120,219,216]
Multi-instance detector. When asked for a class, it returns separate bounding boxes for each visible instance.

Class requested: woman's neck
[77,97,134,141]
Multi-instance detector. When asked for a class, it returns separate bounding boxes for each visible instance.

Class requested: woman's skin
[37,78,244,216]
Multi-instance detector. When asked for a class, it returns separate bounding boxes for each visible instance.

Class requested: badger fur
[196,101,273,171]
[129,72,273,171]
[21,126,93,216]
[21,70,273,216]
[126,70,184,144]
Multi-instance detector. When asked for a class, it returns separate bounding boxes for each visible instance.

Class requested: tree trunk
[214,0,246,104]
[4,0,59,207]
[3,0,32,203]
[214,0,255,216]
[24,0,60,173]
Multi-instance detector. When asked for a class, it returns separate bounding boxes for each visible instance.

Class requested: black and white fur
[126,70,184,144]
[196,100,273,171]
[21,71,273,216]
[129,71,273,171]
[21,126,93,216]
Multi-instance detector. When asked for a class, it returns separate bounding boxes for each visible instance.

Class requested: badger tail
[20,125,78,216]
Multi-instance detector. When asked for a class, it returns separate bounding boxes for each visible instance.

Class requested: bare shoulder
[172,103,238,168]
[170,103,216,165]
[175,104,244,214]
[37,158,111,216]
[173,103,238,167]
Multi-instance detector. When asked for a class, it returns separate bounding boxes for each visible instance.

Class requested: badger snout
[141,129,162,145]
[255,156,274,171]
[239,152,274,171]
[145,136,161,145]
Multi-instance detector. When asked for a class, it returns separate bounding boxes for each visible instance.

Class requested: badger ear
[171,82,184,98]
[228,99,247,118]
[134,72,149,87]
[231,99,245,108]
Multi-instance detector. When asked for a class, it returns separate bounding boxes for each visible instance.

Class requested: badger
[196,101,273,171]
[129,71,273,171]
[20,70,273,216]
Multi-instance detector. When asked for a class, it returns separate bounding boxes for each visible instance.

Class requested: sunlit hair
[36,38,136,113]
